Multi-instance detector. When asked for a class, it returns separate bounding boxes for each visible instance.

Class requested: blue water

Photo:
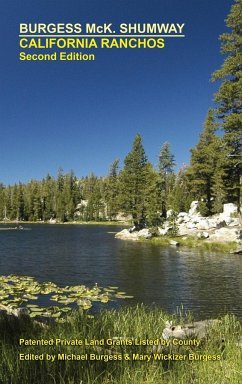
[0,224,241,319]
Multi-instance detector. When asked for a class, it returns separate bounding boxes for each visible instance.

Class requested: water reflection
[0,224,241,319]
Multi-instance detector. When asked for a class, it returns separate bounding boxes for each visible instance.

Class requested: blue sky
[0,0,232,185]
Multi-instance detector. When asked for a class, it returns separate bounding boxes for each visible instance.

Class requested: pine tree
[211,159,228,213]
[17,183,25,220]
[82,173,104,221]
[63,171,79,221]
[144,164,162,226]
[211,0,242,209]
[41,174,56,221]
[4,187,12,220]
[105,159,120,220]
[10,184,19,220]
[0,184,6,220]
[169,166,193,213]
[188,110,221,215]
[23,180,42,221]
[158,142,175,217]
[56,168,66,221]
[119,134,148,228]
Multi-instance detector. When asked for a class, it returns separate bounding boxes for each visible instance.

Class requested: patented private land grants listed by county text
[18,337,222,362]
[19,337,200,347]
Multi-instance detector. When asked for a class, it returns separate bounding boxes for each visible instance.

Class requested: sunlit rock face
[115,201,241,243]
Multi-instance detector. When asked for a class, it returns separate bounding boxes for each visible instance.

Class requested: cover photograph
[0,0,241,383]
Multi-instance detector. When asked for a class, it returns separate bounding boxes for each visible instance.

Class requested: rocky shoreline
[115,202,242,250]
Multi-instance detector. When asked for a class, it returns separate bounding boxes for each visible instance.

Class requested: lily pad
[0,274,133,320]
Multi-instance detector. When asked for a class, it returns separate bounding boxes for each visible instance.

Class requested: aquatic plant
[0,275,133,319]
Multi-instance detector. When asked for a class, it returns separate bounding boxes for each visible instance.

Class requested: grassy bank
[0,305,241,384]
[146,236,238,253]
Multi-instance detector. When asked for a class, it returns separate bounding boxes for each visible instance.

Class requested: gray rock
[197,231,209,239]
[207,219,217,228]
[166,209,176,218]
[228,218,240,227]
[177,224,189,236]
[186,222,197,229]
[230,248,242,254]
[158,227,168,236]
[188,201,199,216]
[137,229,152,239]
[216,220,227,229]
[178,212,189,218]
[223,203,237,216]
[222,216,233,225]
[162,319,220,340]
[209,227,241,243]
[115,228,152,240]
[169,240,179,246]
[115,229,139,241]
[176,212,190,225]
[158,226,173,236]
[177,217,185,224]
[196,219,210,230]
[203,231,209,238]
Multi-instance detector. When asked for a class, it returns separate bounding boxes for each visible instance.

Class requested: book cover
[0,1,241,383]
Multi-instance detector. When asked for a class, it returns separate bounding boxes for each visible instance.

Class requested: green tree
[9,184,19,220]
[211,158,228,213]
[62,171,79,221]
[188,110,221,215]
[0,184,6,220]
[55,168,66,221]
[41,174,56,221]
[105,159,120,220]
[8,184,25,221]
[158,142,175,217]
[144,164,162,226]
[82,174,104,221]
[211,0,242,209]
[169,166,193,213]
[17,183,25,220]
[23,180,42,221]
[4,187,12,221]
[119,134,148,228]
